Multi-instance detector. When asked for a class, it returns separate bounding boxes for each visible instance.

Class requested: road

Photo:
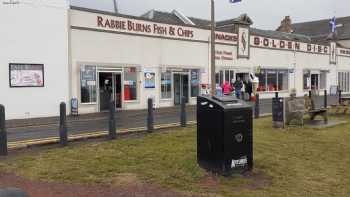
[6,95,339,144]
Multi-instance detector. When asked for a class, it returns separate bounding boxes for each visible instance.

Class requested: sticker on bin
[200,102,208,106]
[231,158,248,168]
[225,103,243,106]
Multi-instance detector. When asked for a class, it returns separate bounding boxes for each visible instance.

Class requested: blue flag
[329,17,336,33]
[230,0,242,3]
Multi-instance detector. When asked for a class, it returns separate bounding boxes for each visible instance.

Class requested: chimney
[277,16,293,33]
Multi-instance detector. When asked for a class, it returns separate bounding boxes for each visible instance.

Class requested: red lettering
[280,41,285,48]
[263,38,269,47]
[272,40,277,48]
[97,16,104,27]
[254,37,260,45]
[295,43,300,50]
[307,44,312,51]
[288,42,292,49]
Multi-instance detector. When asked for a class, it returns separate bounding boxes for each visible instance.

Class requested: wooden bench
[305,96,328,123]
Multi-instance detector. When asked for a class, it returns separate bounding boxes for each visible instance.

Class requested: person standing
[246,80,253,100]
[234,78,243,98]
[222,81,232,96]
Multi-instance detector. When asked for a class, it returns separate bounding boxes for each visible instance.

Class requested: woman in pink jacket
[222,81,232,96]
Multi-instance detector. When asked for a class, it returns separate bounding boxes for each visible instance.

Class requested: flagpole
[210,0,216,96]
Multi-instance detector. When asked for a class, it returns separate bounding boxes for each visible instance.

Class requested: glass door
[99,72,113,111]
[174,73,189,105]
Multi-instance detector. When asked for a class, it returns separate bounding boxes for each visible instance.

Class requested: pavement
[4,95,341,149]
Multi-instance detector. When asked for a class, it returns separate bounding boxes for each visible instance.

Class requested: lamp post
[210,0,216,96]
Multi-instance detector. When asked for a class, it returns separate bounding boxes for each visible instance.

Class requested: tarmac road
[6,95,339,144]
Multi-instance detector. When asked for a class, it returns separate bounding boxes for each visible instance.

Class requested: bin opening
[213,96,241,105]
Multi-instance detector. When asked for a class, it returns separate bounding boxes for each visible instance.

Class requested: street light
[210,0,216,96]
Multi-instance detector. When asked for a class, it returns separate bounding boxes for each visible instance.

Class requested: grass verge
[1,116,350,197]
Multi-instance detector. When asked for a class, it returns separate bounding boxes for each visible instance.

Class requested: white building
[0,0,69,119]
[1,1,350,119]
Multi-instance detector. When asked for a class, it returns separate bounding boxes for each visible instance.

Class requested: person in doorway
[246,80,253,101]
[233,78,243,98]
[222,81,232,96]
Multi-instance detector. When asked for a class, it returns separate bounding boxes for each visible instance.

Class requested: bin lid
[199,95,252,109]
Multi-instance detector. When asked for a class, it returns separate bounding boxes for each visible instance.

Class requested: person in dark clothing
[245,80,253,100]
[233,78,243,98]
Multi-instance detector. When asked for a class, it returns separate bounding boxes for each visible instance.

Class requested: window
[303,70,310,90]
[161,71,172,99]
[216,69,234,86]
[303,70,327,90]
[191,70,200,97]
[278,70,289,91]
[124,67,138,101]
[338,72,350,92]
[80,65,97,103]
[257,69,289,92]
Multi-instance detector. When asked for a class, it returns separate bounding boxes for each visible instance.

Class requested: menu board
[80,65,96,88]
[10,64,44,87]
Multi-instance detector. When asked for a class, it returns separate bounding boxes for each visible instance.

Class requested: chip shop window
[161,71,172,99]
[124,67,138,101]
[191,69,200,97]
[80,65,97,104]
[257,69,289,92]
[338,72,350,92]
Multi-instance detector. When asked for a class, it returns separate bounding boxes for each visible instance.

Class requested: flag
[329,17,336,33]
[230,0,242,3]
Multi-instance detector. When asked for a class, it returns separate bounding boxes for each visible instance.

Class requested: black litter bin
[197,95,253,175]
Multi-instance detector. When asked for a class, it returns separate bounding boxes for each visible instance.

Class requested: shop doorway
[98,72,122,111]
[236,73,250,82]
[174,73,189,105]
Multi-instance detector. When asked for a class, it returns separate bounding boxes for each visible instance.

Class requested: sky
[70,0,348,30]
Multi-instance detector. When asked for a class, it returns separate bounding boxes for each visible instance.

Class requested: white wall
[339,40,350,48]
[0,0,69,119]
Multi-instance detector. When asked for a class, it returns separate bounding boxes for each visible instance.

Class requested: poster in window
[238,26,250,59]
[330,42,337,64]
[144,72,155,88]
[9,64,44,87]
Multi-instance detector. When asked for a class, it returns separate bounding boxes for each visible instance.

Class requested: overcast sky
[70,0,348,30]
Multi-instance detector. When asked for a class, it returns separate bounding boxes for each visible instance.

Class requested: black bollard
[0,105,7,156]
[147,98,154,132]
[275,92,279,98]
[309,90,312,98]
[339,90,342,104]
[324,90,328,108]
[59,102,68,146]
[108,100,117,140]
[254,94,260,119]
[180,97,187,127]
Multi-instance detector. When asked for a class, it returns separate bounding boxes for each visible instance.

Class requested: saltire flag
[230,0,242,3]
[329,17,336,33]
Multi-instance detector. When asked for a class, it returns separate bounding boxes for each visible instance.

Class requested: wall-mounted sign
[144,72,155,88]
[238,26,250,59]
[330,42,337,64]
[9,63,44,88]
[215,50,233,61]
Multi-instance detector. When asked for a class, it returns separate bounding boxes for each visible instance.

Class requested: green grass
[1,116,350,197]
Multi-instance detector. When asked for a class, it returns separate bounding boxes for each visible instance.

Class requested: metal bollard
[180,97,187,127]
[147,98,154,132]
[309,90,312,98]
[339,90,342,104]
[59,102,68,146]
[0,105,7,156]
[254,94,260,119]
[275,92,279,98]
[108,100,117,140]
[324,90,328,108]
